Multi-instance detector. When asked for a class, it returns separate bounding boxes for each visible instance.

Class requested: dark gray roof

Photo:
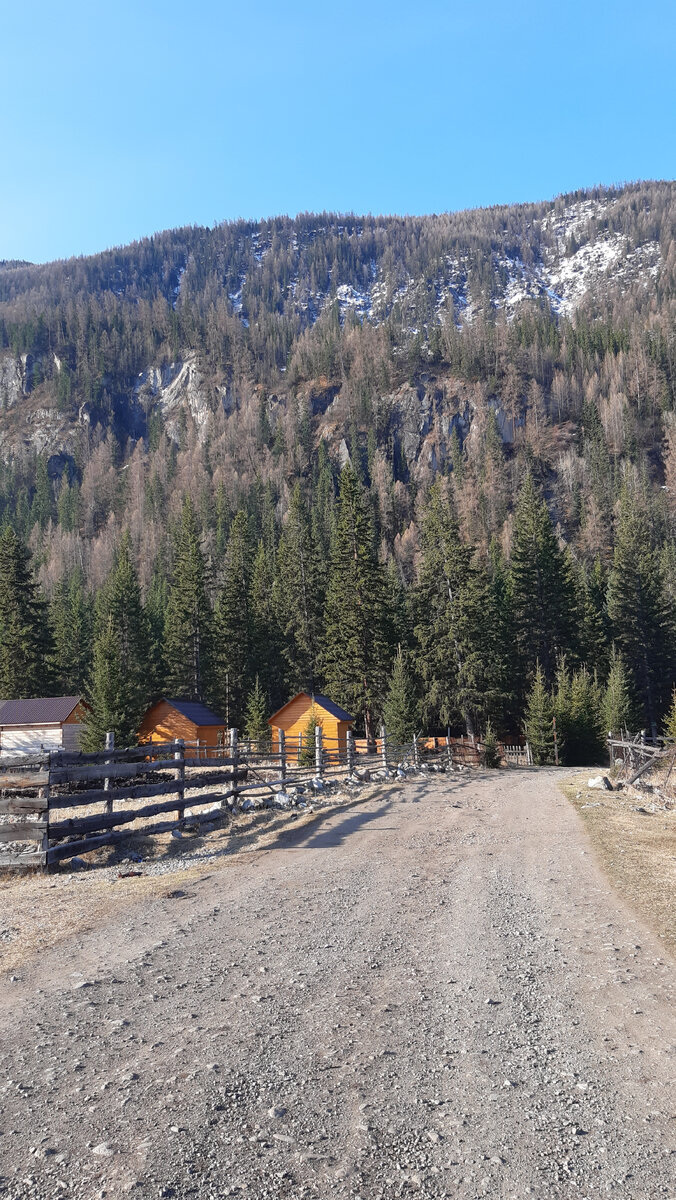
[311,693,354,723]
[0,696,83,726]
[166,698,225,726]
[269,692,354,724]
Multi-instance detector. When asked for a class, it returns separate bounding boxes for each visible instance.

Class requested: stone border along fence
[0,727,532,873]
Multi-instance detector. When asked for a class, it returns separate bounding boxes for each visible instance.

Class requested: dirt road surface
[1,769,676,1199]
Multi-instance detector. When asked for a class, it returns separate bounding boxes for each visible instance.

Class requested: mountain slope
[0,179,674,598]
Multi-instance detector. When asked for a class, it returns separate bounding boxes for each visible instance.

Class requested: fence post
[380,723,388,771]
[279,729,286,782]
[175,739,185,820]
[41,752,52,870]
[552,717,559,767]
[446,729,453,770]
[347,729,355,776]
[413,732,420,770]
[526,741,532,766]
[315,724,323,777]
[229,728,239,806]
[104,730,114,815]
[298,731,302,767]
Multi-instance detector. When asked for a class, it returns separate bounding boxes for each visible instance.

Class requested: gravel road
[1,769,676,1199]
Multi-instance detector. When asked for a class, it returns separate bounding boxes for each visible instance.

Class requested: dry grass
[561,772,676,958]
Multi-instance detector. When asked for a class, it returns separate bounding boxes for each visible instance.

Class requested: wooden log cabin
[268,693,354,764]
[138,698,226,757]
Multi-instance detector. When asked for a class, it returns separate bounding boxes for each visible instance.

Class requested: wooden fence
[607,732,676,789]
[0,726,533,872]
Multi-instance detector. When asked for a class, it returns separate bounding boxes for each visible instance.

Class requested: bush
[481,721,501,768]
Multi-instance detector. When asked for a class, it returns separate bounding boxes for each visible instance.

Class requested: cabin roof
[0,696,83,727]
[268,692,354,726]
[160,698,225,727]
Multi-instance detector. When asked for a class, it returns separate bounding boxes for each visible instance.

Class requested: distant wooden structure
[268,693,353,764]
[138,698,226,757]
[0,696,89,757]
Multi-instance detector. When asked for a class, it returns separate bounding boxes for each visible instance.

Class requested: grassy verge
[561,772,676,959]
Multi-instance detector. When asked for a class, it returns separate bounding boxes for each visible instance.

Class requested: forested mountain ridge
[0,181,675,752]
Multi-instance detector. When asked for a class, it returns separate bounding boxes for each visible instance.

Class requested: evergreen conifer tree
[249,538,284,709]
[601,646,637,738]
[244,675,270,749]
[164,496,213,701]
[607,491,676,737]
[82,619,128,751]
[481,720,501,768]
[523,663,555,765]
[577,561,610,679]
[510,471,577,687]
[0,526,51,698]
[415,482,507,736]
[663,689,676,742]
[276,483,324,694]
[382,646,418,747]
[299,704,322,768]
[30,455,55,530]
[145,562,169,698]
[84,532,150,749]
[212,510,252,729]
[50,567,92,694]
[321,465,392,744]
[567,666,604,765]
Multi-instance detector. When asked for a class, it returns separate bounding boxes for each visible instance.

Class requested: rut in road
[1,769,675,1200]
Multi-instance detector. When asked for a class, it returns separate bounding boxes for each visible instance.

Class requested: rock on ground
[1,769,675,1198]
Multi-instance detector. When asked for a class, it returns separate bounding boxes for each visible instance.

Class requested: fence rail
[0,725,532,872]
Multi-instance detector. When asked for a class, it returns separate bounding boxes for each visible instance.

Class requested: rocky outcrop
[0,356,25,410]
[135,355,215,442]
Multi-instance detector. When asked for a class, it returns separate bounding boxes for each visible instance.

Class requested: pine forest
[1,181,676,761]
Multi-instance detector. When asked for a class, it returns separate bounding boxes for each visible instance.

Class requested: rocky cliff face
[134,355,220,444]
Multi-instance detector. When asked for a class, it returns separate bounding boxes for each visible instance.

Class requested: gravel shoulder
[1,768,675,1200]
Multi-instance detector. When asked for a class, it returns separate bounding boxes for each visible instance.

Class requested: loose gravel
[1,768,675,1199]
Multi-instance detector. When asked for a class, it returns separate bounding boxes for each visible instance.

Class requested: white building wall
[0,726,63,756]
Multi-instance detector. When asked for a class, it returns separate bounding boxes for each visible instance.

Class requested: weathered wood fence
[607,732,676,788]
[0,740,246,872]
[1,725,533,872]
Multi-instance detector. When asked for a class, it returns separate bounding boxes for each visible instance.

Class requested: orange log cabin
[138,698,226,757]
[268,693,354,764]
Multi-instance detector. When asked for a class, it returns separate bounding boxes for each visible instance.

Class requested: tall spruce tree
[523,663,555,765]
[601,645,637,738]
[84,532,150,749]
[567,666,604,765]
[212,510,252,729]
[415,482,507,736]
[164,496,213,701]
[607,491,676,737]
[382,646,418,746]
[83,619,128,752]
[510,471,577,687]
[50,567,92,694]
[249,538,284,710]
[0,526,51,698]
[244,675,270,748]
[276,483,324,694]
[321,465,392,744]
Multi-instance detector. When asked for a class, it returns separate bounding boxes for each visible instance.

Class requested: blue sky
[2,0,674,263]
